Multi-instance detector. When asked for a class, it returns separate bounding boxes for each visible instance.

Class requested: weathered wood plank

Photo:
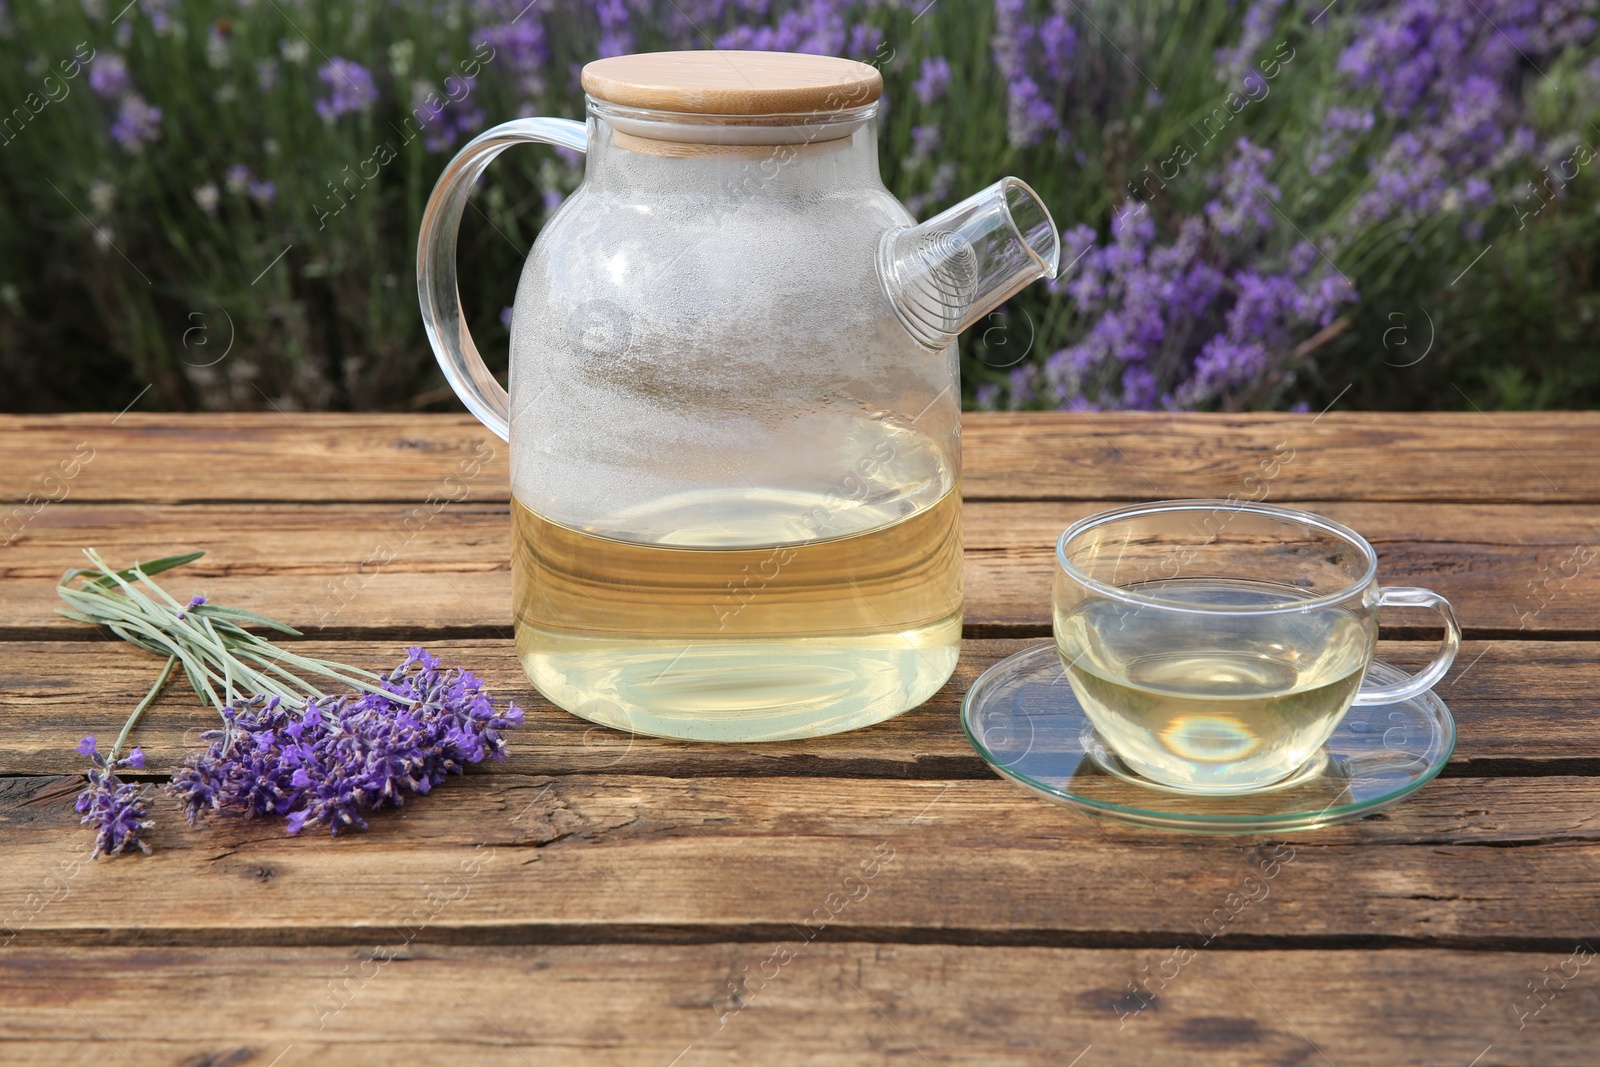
[3,500,1594,637]
[4,412,1600,504]
[0,413,504,506]
[0,638,1588,779]
[1,944,1588,1066]
[963,410,1600,503]
[1,769,1598,949]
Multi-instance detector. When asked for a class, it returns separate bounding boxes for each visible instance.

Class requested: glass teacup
[1053,500,1460,794]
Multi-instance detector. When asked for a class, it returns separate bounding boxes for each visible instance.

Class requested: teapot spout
[878,177,1060,351]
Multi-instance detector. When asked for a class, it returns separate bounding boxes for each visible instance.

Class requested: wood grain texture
[2,769,1598,948]
[5,412,1600,503]
[3,411,1597,1067]
[4,500,1595,637]
[2,944,1589,1066]
[0,638,1590,778]
[961,411,1600,503]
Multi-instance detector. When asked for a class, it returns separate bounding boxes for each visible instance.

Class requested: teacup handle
[417,117,589,442]
[1352,587,1462,705]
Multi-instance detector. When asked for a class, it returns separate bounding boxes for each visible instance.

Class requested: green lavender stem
[108,653,177,765]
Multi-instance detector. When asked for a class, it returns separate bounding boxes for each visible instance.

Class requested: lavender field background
[1,0,1597,414]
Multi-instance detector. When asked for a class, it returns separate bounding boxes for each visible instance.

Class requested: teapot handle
[417,117,588,442]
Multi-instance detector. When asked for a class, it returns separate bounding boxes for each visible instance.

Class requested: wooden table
[2,411,1598,1066]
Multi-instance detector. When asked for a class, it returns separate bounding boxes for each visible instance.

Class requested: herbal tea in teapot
[512,422,961,741]
[418,50,1060,741]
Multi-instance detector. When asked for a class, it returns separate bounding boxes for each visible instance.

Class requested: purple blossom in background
[1213,0,1287,80]
[702,0,879,59]
[88,53,129,99]
[421,76,487,153]
[1008,132,1356,412]
[847,21,882,60]
[167,647,523,836]
[109,94,162,151]
[139,0,175,34]
[905,123,941,169]
[314,57,378,121]
[1333,0,1598,239]
[913,56,952,106]
[1308,106,1375,176]
[1007,363,1038,408]
[472,0,549,107]
[75,735,152,858]
[1205,139,1279,237]
[220,164,276,206]
[1006,75,1058,148]
[1037,12,1075,82]
[717,6,846,55]
[595,0,634,59]
[1185,337,1270,403]
[992,0,1067,147]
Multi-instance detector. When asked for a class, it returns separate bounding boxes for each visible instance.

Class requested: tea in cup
[1053,501,1460,793]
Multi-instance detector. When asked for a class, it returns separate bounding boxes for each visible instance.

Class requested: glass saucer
[960,643,1455,833]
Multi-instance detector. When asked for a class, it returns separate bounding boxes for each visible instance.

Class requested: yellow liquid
[511,474,962,742]
[1055,579,1372,792]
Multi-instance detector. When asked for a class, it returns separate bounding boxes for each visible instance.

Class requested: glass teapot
[418,50,1060,743]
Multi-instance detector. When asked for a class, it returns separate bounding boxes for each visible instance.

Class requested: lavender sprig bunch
[74,736,152,858]
[59,551,522,854]
[169,648,523,836]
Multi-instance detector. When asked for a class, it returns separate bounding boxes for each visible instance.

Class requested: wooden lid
[581,50,882,116]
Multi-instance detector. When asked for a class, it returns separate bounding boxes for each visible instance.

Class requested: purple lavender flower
[421,76,487,153]
[1213,0,1287,81]
[1002,134,1355,412]
[904,123,941,169]
[109,94,162,152]
[167,648,523,836]
[1037,13,1075,83]
[1205,139,1279,237]
[1332,0,1598,241]
[992,0,1055,148]
[314,57,378,122]
[847,21,883,60]
[1183,337,1270,404]
[1120,365,1160,410]
[717,6,847,55]
[88,53,130,99]
[248,180,277,206]
[140,0,175,35]
[76,735,153,858]
[596,0,634,59]
[1308,107,1375,176]
[472,3,549,107]
[1007,363,1039,408]
[913,56,952,106]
